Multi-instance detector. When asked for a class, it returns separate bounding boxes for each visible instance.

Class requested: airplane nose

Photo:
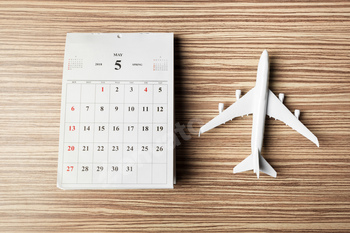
[261,50,269,59]
[257,50,269,71]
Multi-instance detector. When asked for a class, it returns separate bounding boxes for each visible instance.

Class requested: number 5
[115,60,121,70]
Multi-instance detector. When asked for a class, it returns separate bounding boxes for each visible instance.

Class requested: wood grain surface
[0,1,350,232]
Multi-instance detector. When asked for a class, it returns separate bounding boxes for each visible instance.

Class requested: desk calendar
[57,33,174,189]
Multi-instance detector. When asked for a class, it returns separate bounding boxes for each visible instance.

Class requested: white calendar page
[57,33,174,189]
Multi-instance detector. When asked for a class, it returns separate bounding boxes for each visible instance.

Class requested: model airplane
[199,50,319,178]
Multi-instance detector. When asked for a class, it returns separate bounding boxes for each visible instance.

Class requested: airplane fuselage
[251,50,269,155]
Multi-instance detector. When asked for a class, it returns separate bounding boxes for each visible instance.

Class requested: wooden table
[1,1,349,232]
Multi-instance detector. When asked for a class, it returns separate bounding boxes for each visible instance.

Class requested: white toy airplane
[199,50,319,178]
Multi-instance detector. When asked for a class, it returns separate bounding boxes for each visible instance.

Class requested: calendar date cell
[124,104,139,123]
[153,144,167,163]
[79,124,94,142]
[109,104,124,122]
[110,84,125,103]
[153,124,167,143]
[153,104,167,123]
[108,164,122,183]
[95,104,109,122]
[93,143,108,163]
[123,144,137,163]
[138,144,152,163]
[138,124,153,143]
[64,124,80,142]
[122,164,137,184]
[94,124,109,142]
[78,143,93,163]
[80,104,95,122]
[66,104,80,122]
[124,84,139,103]
[152,164,167,184]
[66,84,81,103]
[62,163,77,184]
[108,143,123,163]
[80,84,95,103]
[139,85,153,103]
[92,164,108,184]
[109,124,123,142]
[139,104,153,123]
[153,85,167,104]
[123,124,138,143]
[95,84,110,103]
[77,163,93,183]
[137,164,152,183]
[63,143,79,163]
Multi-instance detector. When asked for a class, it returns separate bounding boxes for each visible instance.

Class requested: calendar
[57,33,174,189]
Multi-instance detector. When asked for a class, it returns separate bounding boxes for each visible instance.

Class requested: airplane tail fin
[233,151,277,178]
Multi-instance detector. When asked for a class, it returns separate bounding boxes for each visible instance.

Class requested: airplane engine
[236,89,241,100]
[294,109,300,119]
[279,93,284,103]
[218,103,224,114]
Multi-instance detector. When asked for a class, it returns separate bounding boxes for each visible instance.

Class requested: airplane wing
[199,88,256,135]
[266,90,319,147]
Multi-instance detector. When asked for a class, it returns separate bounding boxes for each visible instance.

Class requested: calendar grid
[61,82,170,186]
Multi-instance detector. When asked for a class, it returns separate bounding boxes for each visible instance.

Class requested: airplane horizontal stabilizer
[233,153,277,178]
[233,154,253,173]
[259,154,277,178]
